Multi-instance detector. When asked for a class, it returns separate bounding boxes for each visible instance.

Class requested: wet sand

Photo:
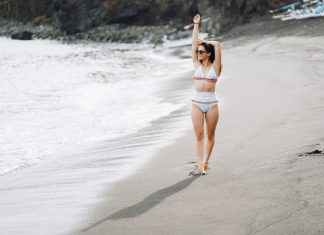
[71,33,324,234]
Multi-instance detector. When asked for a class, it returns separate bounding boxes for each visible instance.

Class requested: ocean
[0,37,193,175]
[0,36,194,234]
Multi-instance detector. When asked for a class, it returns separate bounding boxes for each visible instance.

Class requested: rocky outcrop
[196,0,271,36]
[52,0,197,34]
[0,0,297,42]
[53,0,102,34]
[11,30,33,40]
[51,0,282,36]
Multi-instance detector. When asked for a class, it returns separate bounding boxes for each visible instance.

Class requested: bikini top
[193,65,218,83]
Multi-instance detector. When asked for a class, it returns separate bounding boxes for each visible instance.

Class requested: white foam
[0,37,188,175]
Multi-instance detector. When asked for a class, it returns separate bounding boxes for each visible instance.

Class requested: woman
[190,14,222,176]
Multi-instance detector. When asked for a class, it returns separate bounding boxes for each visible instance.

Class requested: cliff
[52,0,279,35]
[0,0,296,35]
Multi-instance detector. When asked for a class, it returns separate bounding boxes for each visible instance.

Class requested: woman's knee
[195,132,204,141]
[207,134,214,142]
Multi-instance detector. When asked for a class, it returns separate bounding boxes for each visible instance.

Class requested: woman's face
[197,45,210,61]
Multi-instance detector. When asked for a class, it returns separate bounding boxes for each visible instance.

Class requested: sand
[69,28,324,234]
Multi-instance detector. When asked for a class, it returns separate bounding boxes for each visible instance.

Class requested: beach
[1,17,324,235]
[71,34,324,233]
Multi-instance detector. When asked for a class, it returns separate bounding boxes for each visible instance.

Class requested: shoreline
[70,34,324,234]
[1,15,324,44]
[0,37,195,235]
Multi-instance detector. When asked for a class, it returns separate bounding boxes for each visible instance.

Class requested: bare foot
[199,163,207,175]
[203,161,209,171]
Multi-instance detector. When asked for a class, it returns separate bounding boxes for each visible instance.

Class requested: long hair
[199,42,223,76]
[199,42,215,64]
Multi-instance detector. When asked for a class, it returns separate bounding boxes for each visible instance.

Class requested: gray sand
[71,35,324,235]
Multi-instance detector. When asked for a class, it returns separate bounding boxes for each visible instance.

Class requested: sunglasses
[196,49,207,55]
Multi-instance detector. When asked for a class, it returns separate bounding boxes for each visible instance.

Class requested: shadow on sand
[80,176,199,232]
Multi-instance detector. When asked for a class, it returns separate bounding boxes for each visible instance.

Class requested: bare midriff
[193,78,217,92]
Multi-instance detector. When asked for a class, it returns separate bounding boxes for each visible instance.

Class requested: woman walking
[190,14,222,176]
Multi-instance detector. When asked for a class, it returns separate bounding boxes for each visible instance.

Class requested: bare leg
[191,103,205,173]
[204,104,219,171]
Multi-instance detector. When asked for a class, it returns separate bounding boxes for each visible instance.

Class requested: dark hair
[199,42,215,64]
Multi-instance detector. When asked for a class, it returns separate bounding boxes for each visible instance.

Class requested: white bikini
[193,65,218,82]
[191,65,219,113]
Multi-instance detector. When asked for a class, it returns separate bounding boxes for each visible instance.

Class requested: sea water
[0,37,192,176]
[0,36,196,234]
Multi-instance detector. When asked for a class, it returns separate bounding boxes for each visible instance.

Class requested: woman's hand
[193,14,200,24]
[197,37,205,45]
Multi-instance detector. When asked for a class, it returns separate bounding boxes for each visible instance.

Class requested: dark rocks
[53,0,82,34]
[2,0,322,44]
[0,19,189,44]
[11,30,33,40]
[76,24,191,44]
[50,0,274,37]
[298,148,324,157]
[1,20,63,40]
[1,0,303,39]
[52,0,195,34]
[306,150,323,155]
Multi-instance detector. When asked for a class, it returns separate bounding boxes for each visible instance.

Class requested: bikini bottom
[191,91,219,114]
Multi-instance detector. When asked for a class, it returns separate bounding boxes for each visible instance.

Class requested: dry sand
[70,28,324,234]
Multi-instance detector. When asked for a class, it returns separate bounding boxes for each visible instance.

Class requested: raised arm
[192,14,200,66]
[206,40,222,77]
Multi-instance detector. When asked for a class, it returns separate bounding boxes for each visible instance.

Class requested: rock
[306,150,323,155]
[11,30,33,40]
[50,0,275,38]
[1,0,302,39]
[3,0,320,44]
[53,0,102,34]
